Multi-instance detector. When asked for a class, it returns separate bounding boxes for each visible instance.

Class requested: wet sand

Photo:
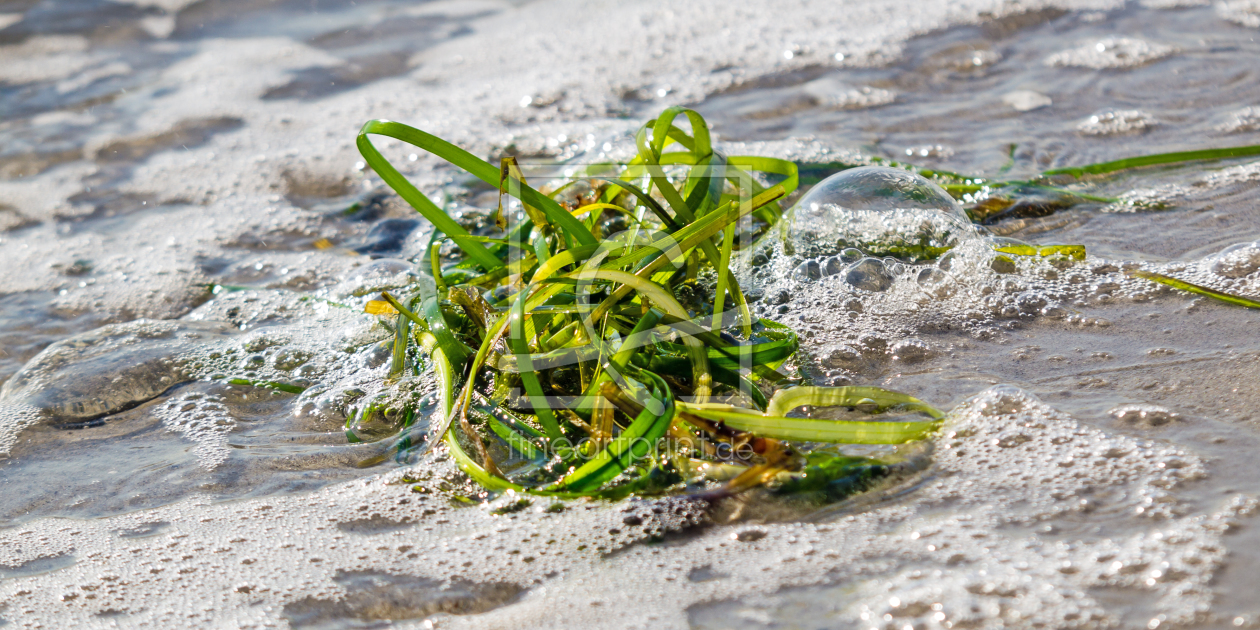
[3,1,1260,627]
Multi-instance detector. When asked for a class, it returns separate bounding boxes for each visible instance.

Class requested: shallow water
[3,0,1260,627]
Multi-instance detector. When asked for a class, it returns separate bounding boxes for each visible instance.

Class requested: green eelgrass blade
[571,268,712,400]
[653,315,795,385]
[651,317,798,372]
[447,279,578,458]
[1021,183,1116,204]
[433,334,675,497]
[530,243,602,286]
[611,309,663,369]
[727,155,798,222]
[770,452,889,501]
[507,294,564,440]
[712,221,735,330]
[649,107,712,159]
[1131,270,1260,309]
[546,372,675,493]
[581,184,784,284]
[357,119,598,269]
[1043,144,1260,178]
[388,303,411,380]
[226,378,306,394]
[631,121,750,329]
[419,332,517,489]
[766,386,944,420]
[379,291,471,366]
[429,239,449,295]
[483,410,544,460]
[647,152,797,222]
[635,113,797,221]
[447,430,520,491]
[682,406,938,444]
[361,120,599,245]
[994,243,1086,261]
[357,122,501,270]
[683,152,727,217]
[643,356,769,410]
[655,333,797,372]
[585,186,787,326]
[596,177,682,231]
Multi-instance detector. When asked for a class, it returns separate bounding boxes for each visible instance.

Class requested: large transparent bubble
[783,166,975,261]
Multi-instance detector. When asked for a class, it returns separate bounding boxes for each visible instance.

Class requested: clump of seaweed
[352,108,946,501]
[351,107,1260,502]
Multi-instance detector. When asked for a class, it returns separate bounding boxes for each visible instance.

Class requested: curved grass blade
[571,268,712,400]
[680,404,938,445]
[357,120,598,268]
[507,292,564,440]
[226,378,306,394]
[545,374,675,493]
[379,291,471,366]
[994,243,1086,261]
[388,298,412,380]
[483,410,544,460]
[766,386,944,420]
[1131,270,1260,309]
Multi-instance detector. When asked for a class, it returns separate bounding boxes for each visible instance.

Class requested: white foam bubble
[1045,37,1176,69]
[1078,109,1159,135]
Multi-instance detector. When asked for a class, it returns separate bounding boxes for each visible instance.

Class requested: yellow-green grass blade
[1131,270,1260,309]
[680,404,939,445]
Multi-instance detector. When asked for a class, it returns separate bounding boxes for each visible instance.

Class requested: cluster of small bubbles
[0,319,236,429]
[1210,241,1260,279]
[1200,160,1260,189]
[240,329,289,354]
[344,374,437,444]
[331,258,417,299]
[273,347,312,371]
[1106,183,1191,212]
[1109,160,1260,213]
[1078,109,1159,135]
[1044,37,1176,69]
[1218,105,1260,133]
[889,338,936,364]
[154,391,236,470]
[752,179,1022,337]
[799,77,897,110]
[1110,404,1181,428]
[0,402,41,457]
[1218,0,1260,28]
[904,144,954,159]
[181,293,374,390]
[734,163,1260,390]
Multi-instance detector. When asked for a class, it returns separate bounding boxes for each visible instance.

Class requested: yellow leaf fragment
[365,300,398,315]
